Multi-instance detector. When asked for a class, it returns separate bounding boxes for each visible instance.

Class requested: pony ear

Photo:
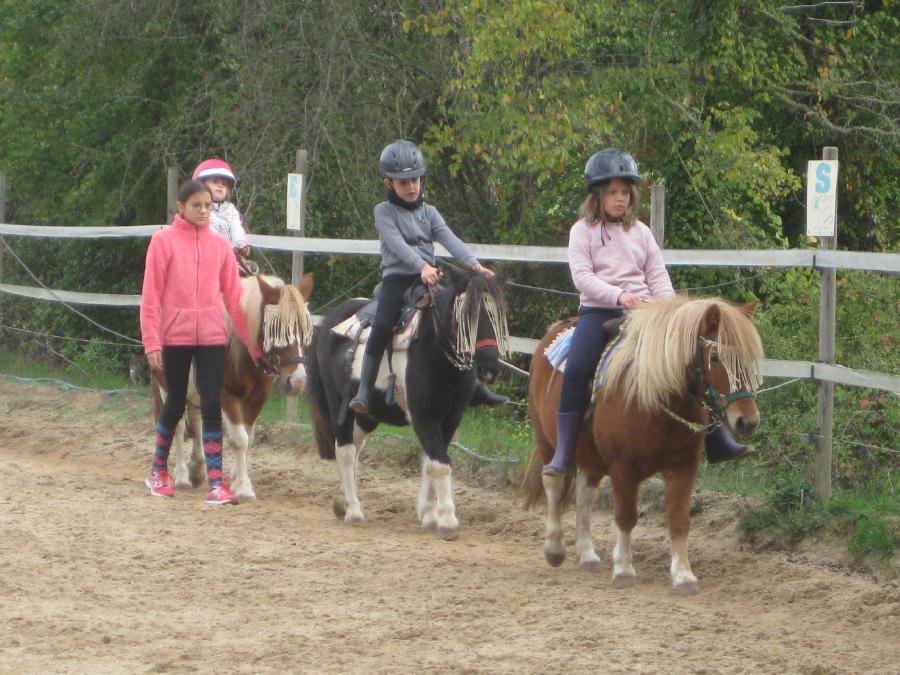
[445,263,470,292]
[257,276,281,305]
[740,299,759,317]
[296,272,314,301]
[700,303,721,335]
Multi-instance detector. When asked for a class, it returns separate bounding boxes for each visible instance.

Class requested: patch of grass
[0,347,141,393]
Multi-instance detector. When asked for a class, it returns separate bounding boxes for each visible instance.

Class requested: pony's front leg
[334,425,367,525]
[664,468,699,596]
[186,405,205,488]
[423,457,457,540]
[416,461,437,532]
[610,466,638,588]
[574,471,602,571]
[223,416,254,503]
[541,471,567,567]
[171,419,192,490]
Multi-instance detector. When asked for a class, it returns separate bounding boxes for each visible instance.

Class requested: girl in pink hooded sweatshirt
[543,149,752,476]
[140,180,264,505]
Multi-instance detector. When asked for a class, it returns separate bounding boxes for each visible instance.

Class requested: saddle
[544,315,626,406]
[330,282,431,350]
[236,251,259,277]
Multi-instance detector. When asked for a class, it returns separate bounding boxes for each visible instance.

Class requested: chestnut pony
[522,297,763,595]
[153,273,313,502]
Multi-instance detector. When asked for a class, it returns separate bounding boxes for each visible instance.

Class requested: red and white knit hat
[192,158,236,184]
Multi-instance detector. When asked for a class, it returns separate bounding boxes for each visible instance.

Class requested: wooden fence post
[0,174,6,283]
[814,147,838,500]
[286,149,308,423]
[649,185,665,248]
[166,167,179,223]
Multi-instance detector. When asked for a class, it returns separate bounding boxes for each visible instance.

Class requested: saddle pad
[331,310,422,351]
[544,326,575,372]
[544,326,623,395]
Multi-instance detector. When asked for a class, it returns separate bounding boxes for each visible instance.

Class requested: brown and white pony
[522,297,763,595]
[153,273,313,502]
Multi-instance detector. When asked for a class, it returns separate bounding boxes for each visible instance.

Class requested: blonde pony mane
[600,296,763,412]
[228,275,312,368]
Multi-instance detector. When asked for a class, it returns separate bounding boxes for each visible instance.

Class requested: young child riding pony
[140,180,266,505]
[543,149,752,476]
[192,158,256,275]
[349,139,506,415]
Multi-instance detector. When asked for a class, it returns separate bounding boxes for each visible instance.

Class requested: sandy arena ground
[0,379,897,673]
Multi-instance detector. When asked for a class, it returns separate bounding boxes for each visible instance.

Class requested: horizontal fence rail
[2,224,899,272]
[0,223,897,394]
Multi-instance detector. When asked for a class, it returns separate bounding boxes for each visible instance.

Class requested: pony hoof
[544,550,566,567]
[436,527,458,541]
[189,465,205,488]
[236,493,256,504]
[578,558,603,573]
[674,580,699,596]
[332,494,347,520]
[344,513,364,526]
[175,479,193,491]
[420,516,438,532]
[612,573,637,589]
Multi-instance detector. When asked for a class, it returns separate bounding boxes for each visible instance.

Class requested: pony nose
[735,415,759,436]
[476,366,496,384]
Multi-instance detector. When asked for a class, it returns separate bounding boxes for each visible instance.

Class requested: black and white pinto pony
[306,266,509,539]
[153,273,313,502]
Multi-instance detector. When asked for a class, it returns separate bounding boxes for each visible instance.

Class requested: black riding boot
[349,352,381,416]
[469,384,509,407]
[543,410,582,477]
[705,424,755,464]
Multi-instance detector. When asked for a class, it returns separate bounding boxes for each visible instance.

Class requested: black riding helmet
[583,148,640,189]
[380,139,427,179]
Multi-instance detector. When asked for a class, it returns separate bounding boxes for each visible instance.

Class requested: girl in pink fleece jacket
[140,180,264,505]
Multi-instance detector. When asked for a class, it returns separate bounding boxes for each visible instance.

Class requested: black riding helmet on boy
[347,139,507,415]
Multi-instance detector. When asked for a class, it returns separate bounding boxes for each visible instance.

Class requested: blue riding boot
[705,424,755,464]
[543,410,582,477]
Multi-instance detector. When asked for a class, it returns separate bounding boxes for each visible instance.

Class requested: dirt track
[0,379,897,673]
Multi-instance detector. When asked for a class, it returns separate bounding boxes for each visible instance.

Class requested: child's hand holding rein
[420,263,441,286]
[147,351,163,372]
[473,262,494,278]
[617,291,642,309]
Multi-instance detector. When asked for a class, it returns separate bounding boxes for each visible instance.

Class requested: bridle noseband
[662,335,757,433]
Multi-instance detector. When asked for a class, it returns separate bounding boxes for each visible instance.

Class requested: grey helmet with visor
[380,140,427,179]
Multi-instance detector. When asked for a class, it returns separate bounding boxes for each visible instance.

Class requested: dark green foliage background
[0,2,896,554]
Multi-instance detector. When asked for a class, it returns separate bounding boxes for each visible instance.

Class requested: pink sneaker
[145,470,175,498]
[204,484,239,505]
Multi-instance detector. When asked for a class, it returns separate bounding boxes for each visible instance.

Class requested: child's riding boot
[705,424,755,464]
[469,384,509,407]
[543,410,582,477]
[349,352,381,416]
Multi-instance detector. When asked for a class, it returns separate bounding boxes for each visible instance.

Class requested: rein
[661,335,757,434]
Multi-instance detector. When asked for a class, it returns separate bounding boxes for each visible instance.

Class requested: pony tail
[304,330,336,460]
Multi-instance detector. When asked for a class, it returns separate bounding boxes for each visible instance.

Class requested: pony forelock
[601,297,763,411]
[228,275,312,369]
[455,274,510,359]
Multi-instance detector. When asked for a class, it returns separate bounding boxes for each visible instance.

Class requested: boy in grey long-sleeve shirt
[349,139,503,415]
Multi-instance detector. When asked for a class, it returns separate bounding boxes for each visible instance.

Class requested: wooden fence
[0,167,897,498]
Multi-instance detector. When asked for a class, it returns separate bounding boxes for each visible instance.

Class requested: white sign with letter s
[806,160,838,237]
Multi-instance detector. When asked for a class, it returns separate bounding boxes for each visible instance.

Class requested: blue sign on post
[806,160,838,237]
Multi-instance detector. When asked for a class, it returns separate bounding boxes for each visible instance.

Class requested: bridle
[255,303,307,378]
[428,289,502,372]
[662,335,757,433]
